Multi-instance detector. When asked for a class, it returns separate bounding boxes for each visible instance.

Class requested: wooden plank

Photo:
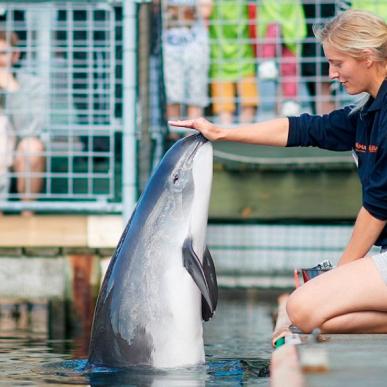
[0,215,88,247]
[87,215,123,248]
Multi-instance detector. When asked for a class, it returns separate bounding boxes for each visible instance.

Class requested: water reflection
[86,362,208,386]
[65,358,268,386]
[0,288,276,386]
[0,301,47,334]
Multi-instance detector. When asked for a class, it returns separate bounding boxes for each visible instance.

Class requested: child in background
[209,0,259,125]
[257,0,306,116]
[163,0,212,139]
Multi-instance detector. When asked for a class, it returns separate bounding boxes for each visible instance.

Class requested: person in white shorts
[163,0,212,138]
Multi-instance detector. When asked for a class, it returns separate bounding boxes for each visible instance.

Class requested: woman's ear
[361,49,375,68]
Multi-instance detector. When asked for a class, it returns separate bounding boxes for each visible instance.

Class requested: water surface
[0,289,275,386]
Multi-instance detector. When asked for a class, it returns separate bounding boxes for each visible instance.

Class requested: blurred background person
[209,0,259,125]
[301,1,336,115]
[0,115,15,209]
[163,0,212,140]
[0,30,46,215]
[256,0,306,116]
[350,0,387,21]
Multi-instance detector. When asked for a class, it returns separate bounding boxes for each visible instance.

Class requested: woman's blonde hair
[313,9,387,111]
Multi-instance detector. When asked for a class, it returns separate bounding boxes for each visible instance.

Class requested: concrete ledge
[0,257,66,298]
[0,254,103,299]
[218,275,294,289]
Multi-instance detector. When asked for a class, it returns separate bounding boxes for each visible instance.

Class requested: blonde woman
[170,9,387,333]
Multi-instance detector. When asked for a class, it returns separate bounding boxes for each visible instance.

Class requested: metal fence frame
[0,0,143,215]
[1,0,385,216]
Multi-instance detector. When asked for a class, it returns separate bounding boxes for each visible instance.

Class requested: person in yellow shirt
[209,0,259,125]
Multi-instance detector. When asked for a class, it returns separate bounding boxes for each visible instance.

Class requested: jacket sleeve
[287,107,357,151]
[363,113,387,221]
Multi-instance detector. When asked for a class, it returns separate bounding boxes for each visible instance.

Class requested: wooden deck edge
[0,215,123,248]
[270,344,305,387]
[272,293,293,347]
[270,293,305,387]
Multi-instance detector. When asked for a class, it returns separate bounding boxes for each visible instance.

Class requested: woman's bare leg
[218,111,233,126]
[14,137,45,215]
[167,104,182,140]
[240,106,256,124]
[187,105,203,120]
[321,310,387,333]
[286,257,387,333]
[166,104,180,121]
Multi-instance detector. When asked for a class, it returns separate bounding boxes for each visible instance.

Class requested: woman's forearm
[220,118,289,146]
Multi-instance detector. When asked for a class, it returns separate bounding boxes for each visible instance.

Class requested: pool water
[0,289,275,386]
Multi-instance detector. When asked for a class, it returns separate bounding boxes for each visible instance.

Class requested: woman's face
[323,42,372,96]
[0,40,19,69]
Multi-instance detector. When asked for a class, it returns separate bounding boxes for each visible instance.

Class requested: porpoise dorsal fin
[182,238,218,321]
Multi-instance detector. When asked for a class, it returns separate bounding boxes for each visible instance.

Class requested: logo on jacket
[355,142,378,153]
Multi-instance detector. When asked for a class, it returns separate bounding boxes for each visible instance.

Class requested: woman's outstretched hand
[168,117,224,142]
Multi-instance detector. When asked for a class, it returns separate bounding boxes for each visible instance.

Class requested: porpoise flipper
[182,238,218,321]
[201,246,218,321]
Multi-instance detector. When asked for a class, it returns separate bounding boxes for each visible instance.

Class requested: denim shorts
[163,27,209,107]
[372,249,387,284]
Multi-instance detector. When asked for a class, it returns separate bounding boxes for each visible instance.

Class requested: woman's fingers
[168,117,211,129]
[169,117,222,141]
[168,119,195,128]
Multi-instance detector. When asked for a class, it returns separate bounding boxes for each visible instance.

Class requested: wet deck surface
[301,333,387,387]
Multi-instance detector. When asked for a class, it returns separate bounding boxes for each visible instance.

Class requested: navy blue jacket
[287,79,387,247]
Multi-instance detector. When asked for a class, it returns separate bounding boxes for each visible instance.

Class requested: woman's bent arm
[168,117,290,146]
[338,207,387,265]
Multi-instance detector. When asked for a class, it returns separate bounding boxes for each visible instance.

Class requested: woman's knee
[286,290,320,333]
[17,137,45,154]
[15,138,45,168]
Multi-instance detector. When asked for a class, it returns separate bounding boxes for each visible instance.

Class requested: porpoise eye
[173,173,179,184]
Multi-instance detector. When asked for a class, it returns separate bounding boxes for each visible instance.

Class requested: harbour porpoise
[88,133,218,369]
